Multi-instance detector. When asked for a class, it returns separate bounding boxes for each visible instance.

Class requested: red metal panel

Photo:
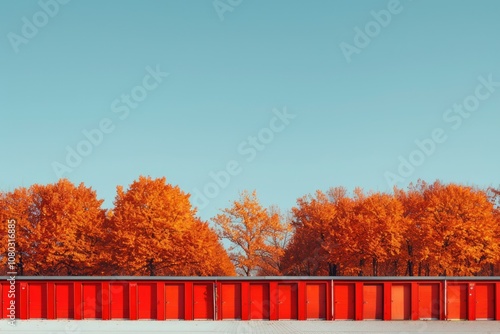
[278,283,298,320]
[297,281,306,320]
[47,283,55,320]
[74,282,82,320]
[496,282,500,320]
[137,283,156,319]
[334,283,355,320]
[363,284,383,320]
[418,283,439,320]
[475,283,495,320]
[249,283,270,320]
[20,282,27,320]
[55,283,74,319]
[306,283,326,320]
[156,282,165,321]
[128,283,137,320]
[28,282,47,319]
[221,283,241,320]
[391,284,411,320]
[101,283,110,320]
[82,283,102,319]
[165,283,185,320]
[447,284,467,320]
[193,283,213,320]
[240,282,250,320]
[0,283,9,318]
[110,283,129,319]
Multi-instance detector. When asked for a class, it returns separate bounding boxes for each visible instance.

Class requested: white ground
[1,320,499,334]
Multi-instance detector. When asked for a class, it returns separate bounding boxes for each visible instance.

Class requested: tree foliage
[212,190,288,276]
[107,176,234,276]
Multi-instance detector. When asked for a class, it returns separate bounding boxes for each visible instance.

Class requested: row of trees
[0,177,234,276]
[1,177,499,276]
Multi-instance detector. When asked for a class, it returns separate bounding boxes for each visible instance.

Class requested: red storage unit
[165,283,185,320]
[277,283,298,320]
[220,283,241,320]
[55,283,74,319]
[110,283,129,319]
[306,283,326,320]
[82,283,102,319]
[362,284,383,320]
[447,283,467,320]
[193,283,213,320]
[418,283,440,320]
[4,276,500,322]
[137,283,156,320]
[475,283,495,320]
[334,283,355,320]
[391,284,411,320]
[2,281,19,319]
[28,283,47,319]
[249,283,270,320]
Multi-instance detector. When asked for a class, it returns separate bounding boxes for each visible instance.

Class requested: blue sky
[1,0,500,222]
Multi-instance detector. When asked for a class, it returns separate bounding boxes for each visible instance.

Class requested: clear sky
[1,0,500,222]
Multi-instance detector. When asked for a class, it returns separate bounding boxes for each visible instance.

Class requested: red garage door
[249,283,270,320]
[110,283,129,319]
[306,283,326,320]
[475,284,495,320]
[418,284,439,320]
[193,283,213,320]
[334,283,355,320]
[82,283,102,319]
[2,284,9,319]
[447,284,467,320]
[55,283,74,319]
[28,283,47,319]
[278,283,298,320]
[221,283,241,320]
[391,284,411,320]
[165,284,185,320]
[363,284,383,320]
[137,283,156,319]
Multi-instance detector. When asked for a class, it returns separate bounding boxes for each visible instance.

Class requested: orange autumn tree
[0,186,35,275]
[212,190,287,276]
[283,188,349,276]
[1,179,107,275]
[347,190,406,276]
[418,181,498,275]
[107,176,234,276]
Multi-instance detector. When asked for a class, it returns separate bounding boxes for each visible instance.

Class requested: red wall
[1,277,499,321]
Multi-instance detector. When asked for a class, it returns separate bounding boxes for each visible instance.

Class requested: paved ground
[1,320,499,334]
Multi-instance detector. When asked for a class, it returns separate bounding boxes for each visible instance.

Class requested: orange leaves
[2,178,499,277]
[0,179,106,275]
[107,176,234,276]
[284,182,500,276]
[212,190,288,276]
[1,176,235,277]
